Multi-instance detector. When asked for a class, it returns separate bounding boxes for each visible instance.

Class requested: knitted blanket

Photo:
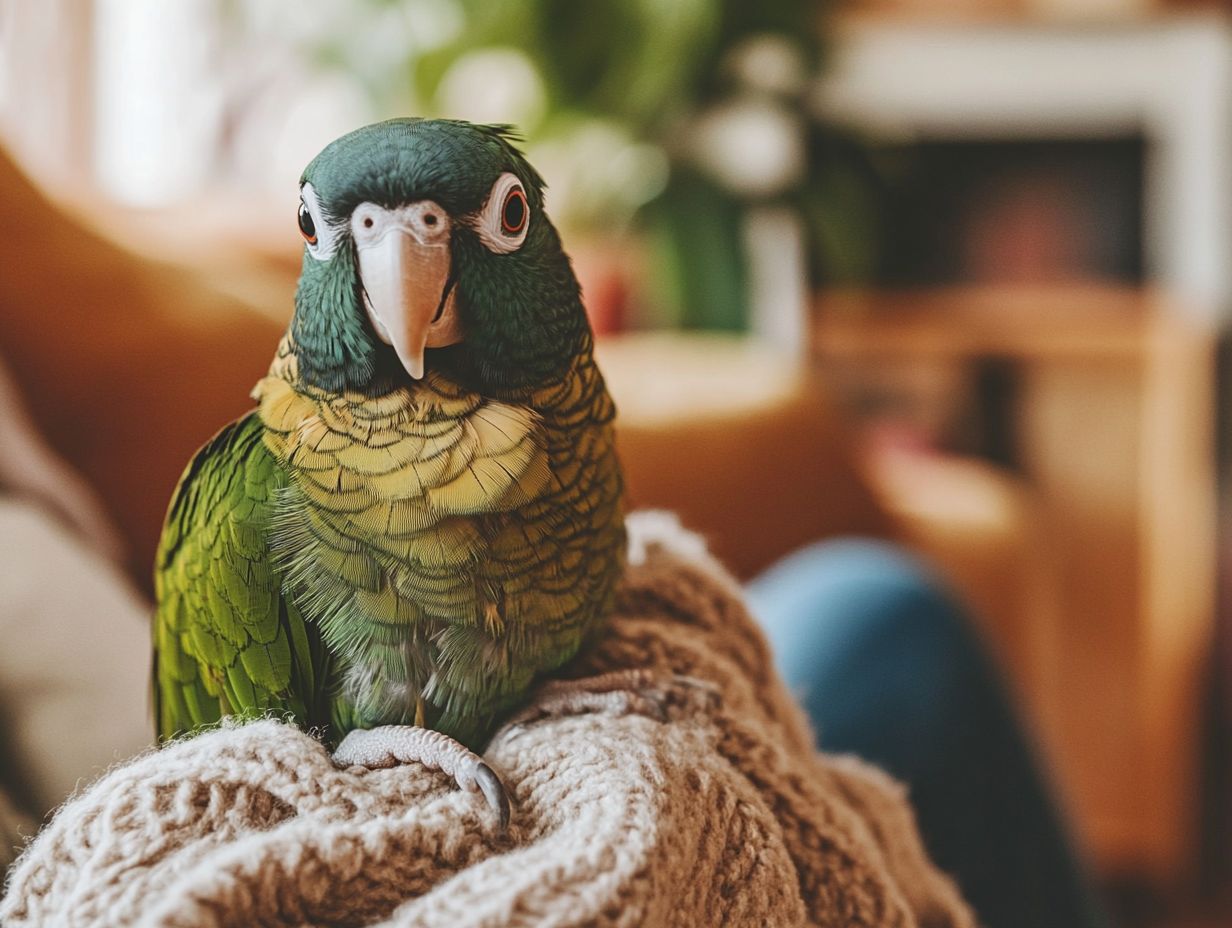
[1,512,973,927]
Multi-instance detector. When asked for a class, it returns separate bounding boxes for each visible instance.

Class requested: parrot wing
[153,413,329,741]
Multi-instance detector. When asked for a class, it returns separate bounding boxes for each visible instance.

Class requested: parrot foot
[333,726,510,831]
[503,669,719,735]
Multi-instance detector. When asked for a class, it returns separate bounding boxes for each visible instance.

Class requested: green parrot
[152,119,626,825]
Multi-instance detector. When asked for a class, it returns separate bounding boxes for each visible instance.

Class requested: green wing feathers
[152,414,327,741]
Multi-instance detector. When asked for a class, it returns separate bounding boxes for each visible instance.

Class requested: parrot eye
[501,188,527,235]
[474,172,530,254]
[297,182,340,259]
[297,202,318,244]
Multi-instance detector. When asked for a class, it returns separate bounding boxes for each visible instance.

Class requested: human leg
[746,539,1107,928]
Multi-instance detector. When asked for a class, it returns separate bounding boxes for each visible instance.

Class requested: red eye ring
[500,187,527,235]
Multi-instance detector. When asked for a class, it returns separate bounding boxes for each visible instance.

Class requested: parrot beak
[352,201,463,380]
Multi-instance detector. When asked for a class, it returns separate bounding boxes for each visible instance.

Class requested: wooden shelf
[815,285,1189,362]
[812,284,1218,884]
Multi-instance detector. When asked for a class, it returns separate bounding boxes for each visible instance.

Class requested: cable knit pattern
[0,512,973,927]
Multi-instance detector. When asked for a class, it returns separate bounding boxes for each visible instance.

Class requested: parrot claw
[469,760,512,832]
[333,725,511,831]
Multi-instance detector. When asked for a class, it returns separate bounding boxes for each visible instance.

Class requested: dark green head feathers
[290,118,589,397]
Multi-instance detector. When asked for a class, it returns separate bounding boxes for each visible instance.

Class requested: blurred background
[2,0,1232,925]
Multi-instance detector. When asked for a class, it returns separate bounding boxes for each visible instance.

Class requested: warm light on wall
[93,0,221,206]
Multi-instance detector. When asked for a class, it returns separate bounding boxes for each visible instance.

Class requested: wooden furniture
[596,333,895,580]
[0,148,283,588]
[814,285,1218,885]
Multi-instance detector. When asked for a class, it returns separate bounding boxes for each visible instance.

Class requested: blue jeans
[747,539,1108,928]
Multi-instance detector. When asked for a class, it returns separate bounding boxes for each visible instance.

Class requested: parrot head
[290,118,589,397]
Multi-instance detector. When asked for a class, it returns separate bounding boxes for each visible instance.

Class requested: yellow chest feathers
[253,371,552,541]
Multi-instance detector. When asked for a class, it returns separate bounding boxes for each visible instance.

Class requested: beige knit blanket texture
[1,512,973,927]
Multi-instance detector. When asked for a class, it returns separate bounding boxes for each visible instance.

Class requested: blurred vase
[570,239,636,336]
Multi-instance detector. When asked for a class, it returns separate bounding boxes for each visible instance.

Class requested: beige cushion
[0,499,151,821]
